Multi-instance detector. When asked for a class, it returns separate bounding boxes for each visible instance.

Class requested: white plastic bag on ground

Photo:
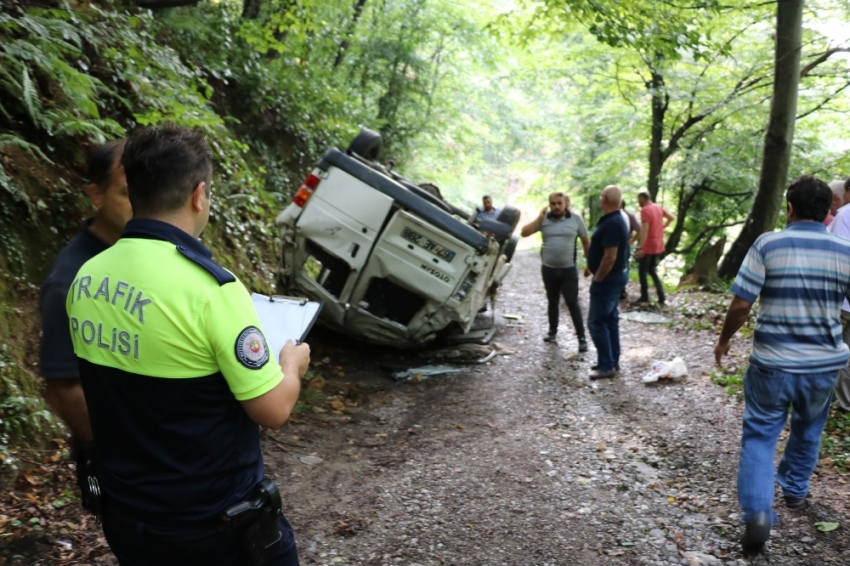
[642,357,688,384]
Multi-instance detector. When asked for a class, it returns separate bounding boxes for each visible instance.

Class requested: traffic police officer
[67,124,310,565]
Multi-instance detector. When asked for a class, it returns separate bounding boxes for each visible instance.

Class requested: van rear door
[295,167,394,303]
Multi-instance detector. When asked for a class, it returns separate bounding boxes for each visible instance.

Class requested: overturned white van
[275,129,519,349]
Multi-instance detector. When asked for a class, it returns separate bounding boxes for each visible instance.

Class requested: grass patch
[821,407,850,472]
[710,368,744,400]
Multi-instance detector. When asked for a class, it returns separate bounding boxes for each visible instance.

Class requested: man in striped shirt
[715,176,850,555]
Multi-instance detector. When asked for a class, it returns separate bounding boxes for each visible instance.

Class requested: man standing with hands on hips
[521,192,590,350]
[67,124,310,565]
[584,186,629,380]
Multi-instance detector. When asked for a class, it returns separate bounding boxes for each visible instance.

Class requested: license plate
[402,227,456,262]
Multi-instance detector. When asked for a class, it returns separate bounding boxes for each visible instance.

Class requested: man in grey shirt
[521,192,590,349]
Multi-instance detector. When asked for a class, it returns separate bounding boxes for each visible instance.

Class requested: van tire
[504,234,519,262]
[347,128,383,161]
[496,205,521,233]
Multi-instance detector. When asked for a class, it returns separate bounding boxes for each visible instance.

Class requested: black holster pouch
[71,439,103,522]
[223,478,282,565]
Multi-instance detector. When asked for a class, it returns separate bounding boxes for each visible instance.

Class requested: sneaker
[543,332,557,343]
[589,368,617,380]
[578,339,588,352]
[741,511,771,555]
[784,492,810,509]
[591,364,620,372]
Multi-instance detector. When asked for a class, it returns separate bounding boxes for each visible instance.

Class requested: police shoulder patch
[235,326,269,369]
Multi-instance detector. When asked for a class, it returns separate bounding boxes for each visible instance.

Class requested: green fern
[0,133,54,164]
[20,68,43,128]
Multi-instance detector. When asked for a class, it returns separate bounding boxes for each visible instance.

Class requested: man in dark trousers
[68,124,310,565]
[521,191,590,351]
[635,188,674,306]
[715,176,850,554]
[584,185,629,380]
[40,139,130,483]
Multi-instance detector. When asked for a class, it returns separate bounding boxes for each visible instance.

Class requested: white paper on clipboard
[251,293,323,357]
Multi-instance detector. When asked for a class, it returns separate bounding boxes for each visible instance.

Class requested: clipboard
[251,293,323,356]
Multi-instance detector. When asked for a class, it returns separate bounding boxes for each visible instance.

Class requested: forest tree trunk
[717,0,803,279]
[647,69,667,201]
[241,0,262,19]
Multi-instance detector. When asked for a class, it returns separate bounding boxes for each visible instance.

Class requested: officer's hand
[281,340,310,379]
[539,207,548,219]
[583,267,592,278]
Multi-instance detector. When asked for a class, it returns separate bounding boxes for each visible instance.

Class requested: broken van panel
[276,129,517,349]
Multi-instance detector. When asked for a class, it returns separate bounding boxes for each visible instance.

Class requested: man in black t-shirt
[40,140,131,447]
[584,185,630,380]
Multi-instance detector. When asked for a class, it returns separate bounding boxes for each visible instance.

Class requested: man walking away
[521,192,589,351]
[476,195,500,221]
[825,176,850,412]
[584,186,629,379]
[714,176,850,555]
[635,189,674,306]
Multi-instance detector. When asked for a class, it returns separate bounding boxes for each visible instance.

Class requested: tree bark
[646,69,668,201]
[664,181,703,255]
[241,0,262,19]
[718,0,803,279]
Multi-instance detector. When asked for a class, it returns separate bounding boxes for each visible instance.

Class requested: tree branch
[700,187,753,198]
[674,220,745,255]
[796,80,850,121]
[800,48,850,78]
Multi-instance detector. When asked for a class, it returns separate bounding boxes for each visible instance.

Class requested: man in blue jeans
[715,175,850,555]
[584,185,629,380]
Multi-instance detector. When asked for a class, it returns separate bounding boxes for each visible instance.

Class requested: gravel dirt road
[2,250,848,566]
[272,250,850,566]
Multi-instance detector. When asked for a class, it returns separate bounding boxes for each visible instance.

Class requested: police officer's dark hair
[86,139,125,190]
[786,175,832,222]
[845,176,850,192]
[121,124,213,217]
[482,195,491,200]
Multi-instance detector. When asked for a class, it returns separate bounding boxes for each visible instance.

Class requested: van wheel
[347,128,383,161]
[496,205,521,233]
[503,234,519,262]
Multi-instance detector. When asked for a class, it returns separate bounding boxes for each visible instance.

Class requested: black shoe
[631,298,650,305]
[578,339,588,353]
[741,511,771,555]
[784,492,810,509]
[589,368,617,380]
[591,364,620,372]
[543,332,557,343]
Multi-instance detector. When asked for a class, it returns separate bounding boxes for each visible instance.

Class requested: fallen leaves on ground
[0,443,113,565]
